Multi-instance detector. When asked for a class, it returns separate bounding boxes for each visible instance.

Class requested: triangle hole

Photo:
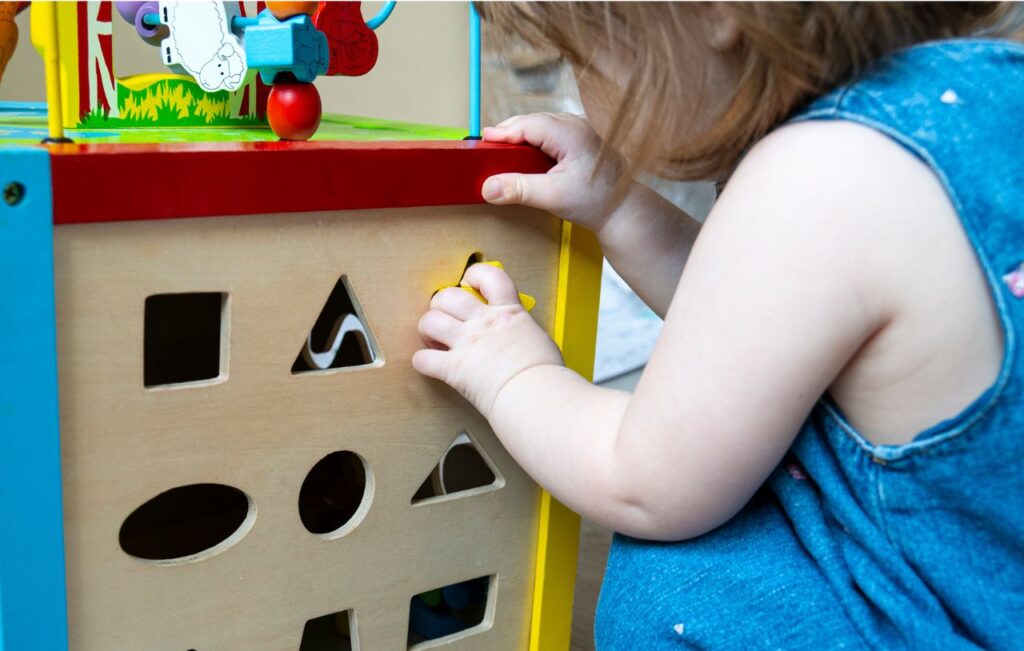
[293,275,380,374]
[412,432,503,504]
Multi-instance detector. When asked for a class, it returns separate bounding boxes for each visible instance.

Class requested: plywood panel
[54,204,563,650]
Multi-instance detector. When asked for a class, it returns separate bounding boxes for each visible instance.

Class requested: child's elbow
[613,512,714,542]
[606,488,727,542]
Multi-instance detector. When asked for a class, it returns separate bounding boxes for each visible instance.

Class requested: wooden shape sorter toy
[0,3,602,651]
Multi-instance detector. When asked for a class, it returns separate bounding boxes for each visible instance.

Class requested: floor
[569,368,642,651]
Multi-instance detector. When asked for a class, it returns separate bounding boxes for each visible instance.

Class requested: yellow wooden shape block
[438,259,537,312]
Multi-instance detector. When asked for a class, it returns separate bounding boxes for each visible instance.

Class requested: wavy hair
[479,2,1018,180]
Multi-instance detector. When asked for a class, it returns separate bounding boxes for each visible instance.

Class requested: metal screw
[3,182,25,207]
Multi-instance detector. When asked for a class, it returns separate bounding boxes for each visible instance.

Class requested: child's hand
[481,113,626,232]
[412,263,564,418]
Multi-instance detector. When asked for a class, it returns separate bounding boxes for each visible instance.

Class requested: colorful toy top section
[111,1,391,139]
[22,1,400,142]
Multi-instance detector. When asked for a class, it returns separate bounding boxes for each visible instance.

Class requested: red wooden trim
[48,141,553,225]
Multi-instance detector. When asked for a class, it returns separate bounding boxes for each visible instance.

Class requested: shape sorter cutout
[53,204,563,650]
[408,575,493,647]
[411,432,502,504]
[299,608,358,651]
[144,292,228,388]
[292,275,378,374]
[118,482,254,563]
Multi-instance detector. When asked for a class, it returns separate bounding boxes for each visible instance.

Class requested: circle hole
[298,451,372,537]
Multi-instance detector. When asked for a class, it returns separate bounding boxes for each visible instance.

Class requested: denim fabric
[595,40,1024,650]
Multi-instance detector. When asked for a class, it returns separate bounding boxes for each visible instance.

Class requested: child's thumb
[482,173,555,211]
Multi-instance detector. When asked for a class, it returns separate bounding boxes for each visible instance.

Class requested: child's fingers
[481,125,518,143]
[482,113,571,160]
[431,286,485,320]
[422,334,447,351]
[411,348,449,381]
[481,173,559,211]
[418,309,463,348]
[496,114,525,128]
[482,115,527,142]
[462,263,521,306]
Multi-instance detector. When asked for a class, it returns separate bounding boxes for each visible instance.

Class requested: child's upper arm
[611,121,902,540]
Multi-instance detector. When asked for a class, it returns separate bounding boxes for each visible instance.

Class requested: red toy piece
[313,1,379,77]
[267,82,322,141]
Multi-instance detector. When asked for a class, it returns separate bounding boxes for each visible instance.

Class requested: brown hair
[479,2,1018,181]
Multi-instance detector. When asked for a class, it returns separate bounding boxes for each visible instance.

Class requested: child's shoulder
[731,37,1024,250]
[727,118,944,240]
[712,116,1000,444]
[716,116,957,321]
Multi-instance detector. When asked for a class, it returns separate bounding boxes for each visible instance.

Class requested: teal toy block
[245,10,329,84]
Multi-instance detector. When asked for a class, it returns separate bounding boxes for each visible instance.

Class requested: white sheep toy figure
[159,1,248,93]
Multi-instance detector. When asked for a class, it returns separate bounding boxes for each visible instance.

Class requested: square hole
[300,609,357,651]
[144,293,227,388]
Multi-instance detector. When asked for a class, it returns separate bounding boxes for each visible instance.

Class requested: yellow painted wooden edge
[55,2,80,130]
[530,222,602,651]
[29,1,65,140]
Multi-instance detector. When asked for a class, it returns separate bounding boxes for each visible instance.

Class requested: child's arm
[415,121,896,541]
[482,113,700,316]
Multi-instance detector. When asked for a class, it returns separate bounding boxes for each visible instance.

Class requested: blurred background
[0,4,714,649]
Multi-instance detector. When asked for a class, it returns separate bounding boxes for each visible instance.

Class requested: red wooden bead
[267,82,322,141]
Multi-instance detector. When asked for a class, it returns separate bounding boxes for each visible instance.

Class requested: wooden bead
[113,1,145,24]
[133,1,165,46]
[265,1,320,20]
[267,82,322,141]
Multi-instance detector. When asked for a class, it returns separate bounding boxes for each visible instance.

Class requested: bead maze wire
[469,2,481,139]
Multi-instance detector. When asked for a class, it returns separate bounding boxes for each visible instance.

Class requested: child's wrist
[488,363,568,422]
[594,179,647,241]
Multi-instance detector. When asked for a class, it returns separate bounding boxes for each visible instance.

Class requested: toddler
[413,3,1024,649]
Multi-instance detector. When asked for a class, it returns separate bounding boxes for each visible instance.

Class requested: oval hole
[298,451,372,537]
[119,483,255,564]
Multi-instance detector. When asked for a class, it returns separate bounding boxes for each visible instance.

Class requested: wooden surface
[54,203,562,650]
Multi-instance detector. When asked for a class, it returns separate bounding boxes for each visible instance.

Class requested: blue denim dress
[595,40,1024,650]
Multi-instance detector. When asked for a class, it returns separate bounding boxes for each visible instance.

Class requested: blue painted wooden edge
[0,147,69,651]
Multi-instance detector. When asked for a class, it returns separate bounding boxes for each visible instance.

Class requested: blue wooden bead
[245,9,329,84]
